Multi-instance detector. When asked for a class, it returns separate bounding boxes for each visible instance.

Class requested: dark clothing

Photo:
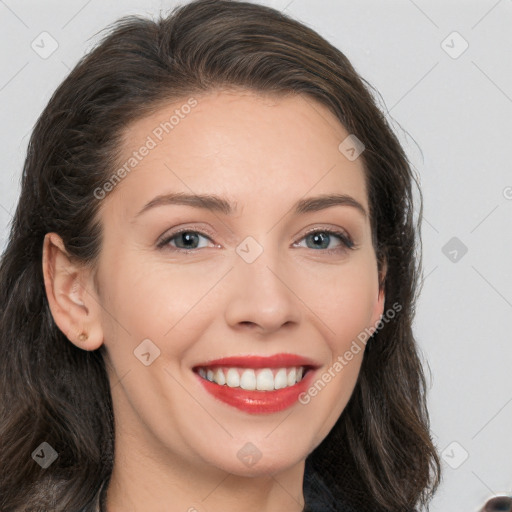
[302,457,359,512]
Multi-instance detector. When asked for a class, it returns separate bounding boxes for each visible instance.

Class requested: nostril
[483,497,512,512]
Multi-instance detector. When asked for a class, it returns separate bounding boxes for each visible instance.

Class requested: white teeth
[240,369,257,390]
[226,368,240,388]
[198,366,307,390]
[214,368,226,386]
[287,368,296,387]
[274,368,288,389]
[256,369,274,391]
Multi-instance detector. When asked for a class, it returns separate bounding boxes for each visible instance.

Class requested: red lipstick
[193,353,319,414]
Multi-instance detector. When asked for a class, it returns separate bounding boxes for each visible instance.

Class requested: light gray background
[1,1,511,510]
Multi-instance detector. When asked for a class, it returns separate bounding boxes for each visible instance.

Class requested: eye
[157,227,356,254]
[294,228,356,253]
[157,229,215,251]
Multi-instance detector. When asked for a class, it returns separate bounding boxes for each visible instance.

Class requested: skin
[43,89,386,512]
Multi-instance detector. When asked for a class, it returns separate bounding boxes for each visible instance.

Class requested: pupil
[311,233,329,249]
[181,232,197,248]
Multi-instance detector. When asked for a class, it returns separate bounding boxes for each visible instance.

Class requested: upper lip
[193,353,320,369]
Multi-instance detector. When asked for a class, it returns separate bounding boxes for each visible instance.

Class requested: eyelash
[157,227,357,255]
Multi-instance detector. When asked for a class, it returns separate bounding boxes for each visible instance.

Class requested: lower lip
[195,369,315,414]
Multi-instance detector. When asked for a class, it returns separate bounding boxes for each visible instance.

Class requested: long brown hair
[0,1,440,510]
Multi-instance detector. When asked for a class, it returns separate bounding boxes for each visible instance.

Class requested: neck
[103,406,306,512]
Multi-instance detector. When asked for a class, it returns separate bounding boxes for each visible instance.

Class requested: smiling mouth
[192,353,319,414]
[194,365,311,391]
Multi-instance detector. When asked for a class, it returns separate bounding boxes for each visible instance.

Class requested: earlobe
[42,232,103,351]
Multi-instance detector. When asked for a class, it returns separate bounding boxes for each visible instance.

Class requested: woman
[0,1,441,510]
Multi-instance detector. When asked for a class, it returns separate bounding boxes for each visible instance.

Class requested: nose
[223,243,302,335]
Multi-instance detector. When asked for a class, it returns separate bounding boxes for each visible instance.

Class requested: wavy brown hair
[0,1,440,510]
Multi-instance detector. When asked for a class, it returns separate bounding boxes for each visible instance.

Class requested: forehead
[104,89,369,218]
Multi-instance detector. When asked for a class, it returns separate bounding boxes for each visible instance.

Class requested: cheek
[296,256,380,349]
[97,251,220,364]
[298,260,378,440]
[329,282,377,350]
[297,274,375,446]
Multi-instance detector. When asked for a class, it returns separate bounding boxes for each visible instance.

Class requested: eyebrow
[135,192,367,219]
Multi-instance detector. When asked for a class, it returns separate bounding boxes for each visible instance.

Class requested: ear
[370,258,387,327]
[42,232,104,351]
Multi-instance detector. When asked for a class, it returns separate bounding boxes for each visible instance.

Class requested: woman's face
[93,89,384,476]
